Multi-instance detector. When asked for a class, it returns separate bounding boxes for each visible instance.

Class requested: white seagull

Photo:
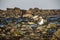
[32,15,44,25]
[38,16,44,25]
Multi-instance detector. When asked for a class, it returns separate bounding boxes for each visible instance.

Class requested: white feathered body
[38,19,44,25]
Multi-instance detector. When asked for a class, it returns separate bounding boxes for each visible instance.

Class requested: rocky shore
[0,7,60,40]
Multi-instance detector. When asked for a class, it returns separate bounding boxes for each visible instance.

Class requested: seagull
[32,15,44,25]
[38,16,44,25]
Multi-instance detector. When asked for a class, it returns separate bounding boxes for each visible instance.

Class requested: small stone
[28,22,35,24]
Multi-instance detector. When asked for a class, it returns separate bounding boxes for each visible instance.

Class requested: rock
[30,33,35,38]
[22,25,26,28]
[32,15,39,21]
[23,14,33,18]
[1,33,6,37]
[36,26,44,31]
[35,29,40,33]
[47,23,57,29]
[10,28,15,33]
[28,21,35,24]
[54,29,60,39]
[21,28,26,31]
